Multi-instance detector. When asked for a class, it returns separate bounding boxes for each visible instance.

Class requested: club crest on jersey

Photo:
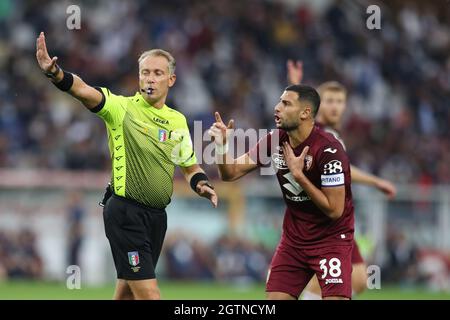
[128,251,140,266]
[305,155,313,171]
[158,129,168,142]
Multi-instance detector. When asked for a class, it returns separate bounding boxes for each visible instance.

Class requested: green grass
[0,280,449,300]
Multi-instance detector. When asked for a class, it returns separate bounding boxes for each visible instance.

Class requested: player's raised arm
[350,165,397,199]
[208,112,259,181]
[287,59,303,85]
[36,32,102,109]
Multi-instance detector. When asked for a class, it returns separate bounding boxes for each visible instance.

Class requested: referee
[36,32,218,300]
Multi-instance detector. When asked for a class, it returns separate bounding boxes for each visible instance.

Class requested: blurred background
[0,0,449,299]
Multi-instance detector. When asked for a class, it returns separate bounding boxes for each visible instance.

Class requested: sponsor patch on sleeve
[321,173,345,187]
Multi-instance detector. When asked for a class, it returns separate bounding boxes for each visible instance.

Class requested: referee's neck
[142,95,165,109]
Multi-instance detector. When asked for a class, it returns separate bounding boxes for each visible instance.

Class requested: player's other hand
[282,142,309,179]
[208,112,234,146]
[196,183,218,208]
[287,60,303,85]
[36,32,58,74]
[375,179,397,199]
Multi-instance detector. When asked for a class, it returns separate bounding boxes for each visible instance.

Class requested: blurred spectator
[164,232,216,280]
[66,191,85,267]
[0,229,43,279]
[163,232,272,284]
[384,229,420,285]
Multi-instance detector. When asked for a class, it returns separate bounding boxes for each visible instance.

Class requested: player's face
[139,55,176,104]
[318,90,346,127]
[274,91,303,131]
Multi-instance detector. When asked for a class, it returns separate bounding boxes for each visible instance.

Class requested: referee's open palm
[36,32,58,73]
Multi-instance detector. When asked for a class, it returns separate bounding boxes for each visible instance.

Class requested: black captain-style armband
[190,172,214,192]
[52,70,74,91]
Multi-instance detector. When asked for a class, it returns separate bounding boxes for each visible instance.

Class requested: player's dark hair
[285,84,321,117]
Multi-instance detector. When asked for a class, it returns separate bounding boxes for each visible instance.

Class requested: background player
[287,60,397,299]
[209,85,355,300]
[36,32,217,300]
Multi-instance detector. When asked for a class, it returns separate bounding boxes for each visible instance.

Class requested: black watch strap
[44,65,61,79]
[200,181,215,190]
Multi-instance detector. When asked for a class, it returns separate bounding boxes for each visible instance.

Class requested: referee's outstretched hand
[36,32,58,74]
[196,183,218,208]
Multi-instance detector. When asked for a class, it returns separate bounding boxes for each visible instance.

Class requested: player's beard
[280,119,299,132]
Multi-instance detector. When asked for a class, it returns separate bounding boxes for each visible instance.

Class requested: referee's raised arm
[36,31,103,109]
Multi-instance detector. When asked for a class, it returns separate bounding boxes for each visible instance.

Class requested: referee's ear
[168,73,176,87]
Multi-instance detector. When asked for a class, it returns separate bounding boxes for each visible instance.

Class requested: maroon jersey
[316,122,346,150]
[249,125,354,248]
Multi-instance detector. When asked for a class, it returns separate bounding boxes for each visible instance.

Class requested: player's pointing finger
[215,111,223,124]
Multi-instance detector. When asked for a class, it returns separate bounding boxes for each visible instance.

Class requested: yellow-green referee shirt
[91,87,197,209]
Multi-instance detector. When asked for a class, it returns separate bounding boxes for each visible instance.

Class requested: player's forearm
[50,68,103,109]
[294,173,343,220]
[181,164,204,183]
[350,165,378,186]
[217,159,239,181]
[216,152,257,181]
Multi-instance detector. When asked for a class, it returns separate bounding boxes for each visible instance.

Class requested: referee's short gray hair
[138,49,176,75]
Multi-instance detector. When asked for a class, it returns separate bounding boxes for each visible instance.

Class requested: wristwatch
[44,65,61,79]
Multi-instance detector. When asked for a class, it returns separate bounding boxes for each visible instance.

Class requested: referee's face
[139,55,176,107]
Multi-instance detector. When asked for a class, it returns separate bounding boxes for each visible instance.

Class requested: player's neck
[287,121,314,148]
[317,116,340,131]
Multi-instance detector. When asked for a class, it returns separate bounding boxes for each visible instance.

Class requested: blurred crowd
[0,229,43,280]
[0,0,449,183]
[163,232,272,283]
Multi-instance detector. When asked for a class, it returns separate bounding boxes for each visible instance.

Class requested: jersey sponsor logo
[158,129,168,142]
[272,152,288,170]
[324,147,337,154]
[325,278,343,285]
[153,117,169,125]
[321,173,345,186]
[128,251,140,266]
[305,154,313,171]
[286,194,311,202]
[323,160,343,174]
[282,172,303,195]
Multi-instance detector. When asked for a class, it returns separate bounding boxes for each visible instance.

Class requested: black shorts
[103,194,167,280]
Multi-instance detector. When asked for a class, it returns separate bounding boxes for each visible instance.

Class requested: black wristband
[190,172,213,192]
[52,70,74,91]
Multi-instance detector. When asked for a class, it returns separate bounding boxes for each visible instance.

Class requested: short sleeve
[171,120,198,167]
[318,143,349,188]
[90,87,126,125]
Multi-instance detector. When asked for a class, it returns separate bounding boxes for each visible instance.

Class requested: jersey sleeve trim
[321,173,345,187]
[90,87,106,113]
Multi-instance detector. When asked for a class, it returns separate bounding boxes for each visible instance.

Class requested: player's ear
[299,104,312,120]
[168,73,176,87]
